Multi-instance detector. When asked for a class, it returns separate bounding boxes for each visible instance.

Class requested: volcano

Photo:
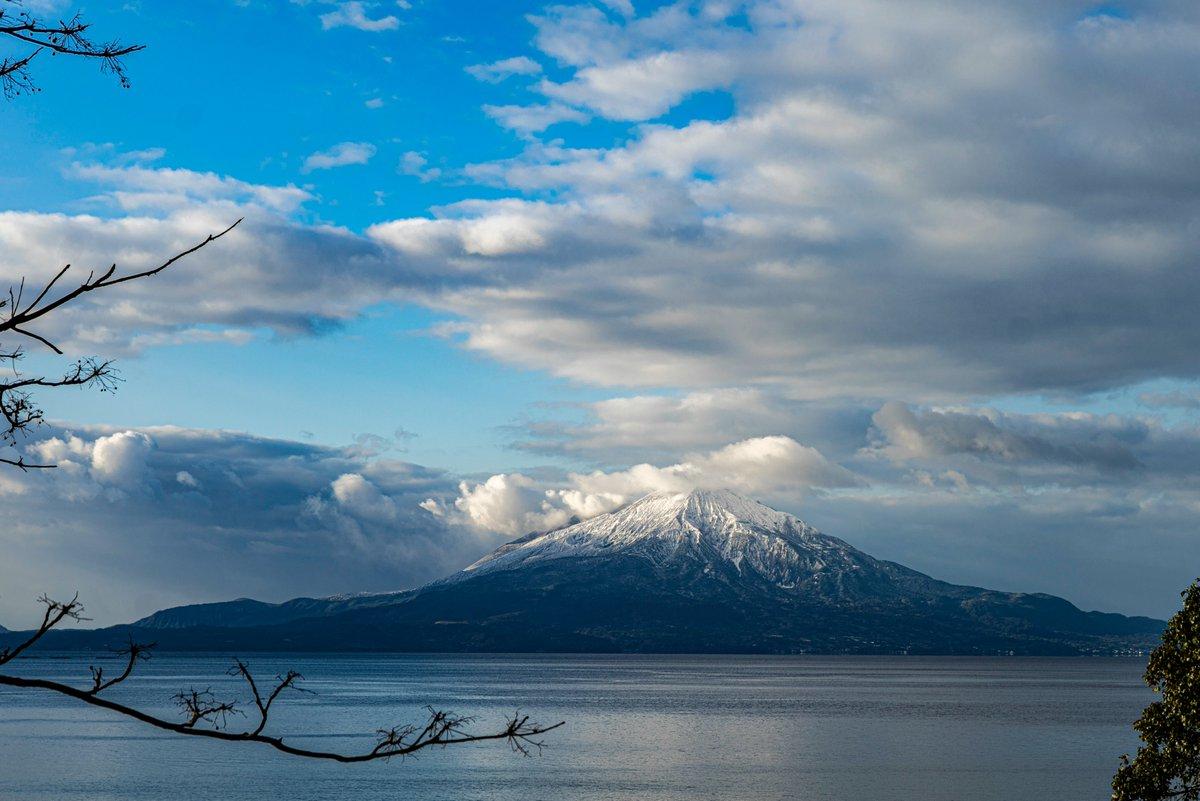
[12,490,1164,655]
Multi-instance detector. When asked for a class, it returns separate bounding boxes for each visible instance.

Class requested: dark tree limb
[0,593,87,666]
[0,220,241,469]
[0,1,144,97]
[88,638,153,695]
[0,218,242,350]
[0,595,564,763]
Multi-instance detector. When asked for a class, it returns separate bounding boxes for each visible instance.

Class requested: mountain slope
[133,591,414,629]
[6,490,1164,655]
[451,489,975,603]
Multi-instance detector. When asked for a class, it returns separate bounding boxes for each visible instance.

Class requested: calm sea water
[0,654,1149,801]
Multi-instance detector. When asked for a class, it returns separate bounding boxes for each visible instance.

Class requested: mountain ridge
[3,489,1165,655]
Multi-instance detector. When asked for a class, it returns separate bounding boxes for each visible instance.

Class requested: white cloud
[354,0,1200,398]
[0,154,473,358]
[481,102,590,135]
[331,472,399,522]
[398,151,442,182]
[449,473,568,537]
[69,162,312,213]
[302,141,377,172]
[465,56,543,83]
[444,435,860,536]
[866,402,1145,473]
[541,49,734,120]
[25,0,1200,406]
[319,1,400,31]
[176,470,201,488]
[90,431,153,491]
[0,423,481,626]
[515,388,796,458]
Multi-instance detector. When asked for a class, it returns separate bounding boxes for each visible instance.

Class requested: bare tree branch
[0,218,242,347]
[88,638,153,695]
[0,593,87,666]
[0,1,144,97]
[0,594,565,763]
[0,220,241,468]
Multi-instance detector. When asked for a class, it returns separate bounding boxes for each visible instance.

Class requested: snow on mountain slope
[457,489,903,595]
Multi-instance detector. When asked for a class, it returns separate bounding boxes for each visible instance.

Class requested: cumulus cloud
[447,473,562,537]
[441,435,861,537]
[541,49,735,120]
[90,431,154,490]
[302,141,377,172]
[514,389,802,460]
[318,1,400,31]
[176,470,201,488]
[371,0,1200,398]
[397,151,442,182]
[19,0,1200,403]
[481,102,590,135]
[861,402,1200,496]
[6,2,1200,402]
[69,161,312,213]
[0,424,494,626]
[869,402,1135,469]
[465,56,543,83]
[0,155,482,358]
[330,472,399,522]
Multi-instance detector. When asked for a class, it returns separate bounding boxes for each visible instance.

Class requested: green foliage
[1113,579,1200,801]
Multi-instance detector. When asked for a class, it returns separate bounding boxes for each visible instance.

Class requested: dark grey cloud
[384,0,1200,399]
[1140,389,1200,410]
[863,402,1200,488]
[509,389,875,468]
[501,394,1200,617]
[0,424,504,628]
[868,402,1145,474]
[4,402,1196,626]
[802,487,1199,620]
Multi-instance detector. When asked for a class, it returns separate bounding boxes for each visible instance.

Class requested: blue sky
[2,0,1199,625]
[1,0,736,473]
[3,0,599,471]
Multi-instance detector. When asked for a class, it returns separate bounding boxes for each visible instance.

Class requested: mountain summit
[462,489,829,581]
[456,489,938,603]
[12,489,1164,655]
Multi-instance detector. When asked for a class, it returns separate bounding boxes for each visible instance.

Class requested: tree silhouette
[1113,579,1200,800]
[0,0,143,97]
[1,7,565,767]
[1,220,242,470]
[0,0,183,470]
[0,594,563,761]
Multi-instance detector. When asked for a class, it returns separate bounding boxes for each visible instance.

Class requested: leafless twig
[0,220,242,469]
[0,0,144,97]
[0,594,565,763]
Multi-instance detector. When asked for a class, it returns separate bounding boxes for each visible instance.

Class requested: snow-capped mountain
[463,489,842,583]
[455,489,946,602]
[19,489,1164,655]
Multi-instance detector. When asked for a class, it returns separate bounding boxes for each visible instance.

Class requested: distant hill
[132,591,415,629]
[4,490,1165,655]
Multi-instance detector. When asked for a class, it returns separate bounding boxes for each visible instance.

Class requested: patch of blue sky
[986,378,1200,425]
[28,302,612,474]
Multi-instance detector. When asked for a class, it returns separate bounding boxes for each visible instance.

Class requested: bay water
[0,654,1150,801]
